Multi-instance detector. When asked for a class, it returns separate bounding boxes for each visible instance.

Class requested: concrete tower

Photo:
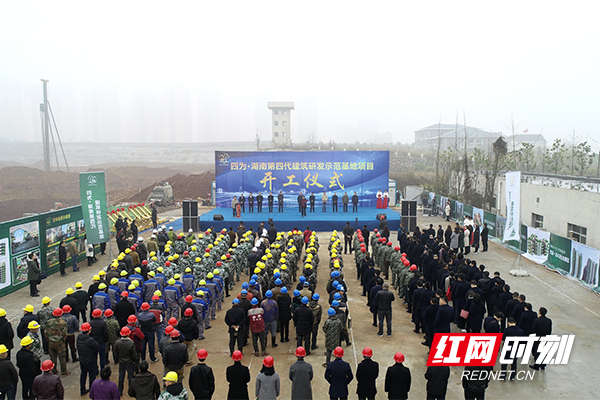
[267,102,294,147]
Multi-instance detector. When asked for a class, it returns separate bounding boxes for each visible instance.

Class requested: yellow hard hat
[185,268,192,273]
[197,290,204,296]
[191,246,197,251]
[66,288,74,295]
[98,270,106,276]
[23,305,34,313]
[208,244,213,249]
[174,254,179,260]
[0,345,7,354]
[125,248,131,254]
[152,256,158,261]
[168,279,176,285]
[93,275,101,280]
[148,271,156,277]
[128,284,136,290]
[134,267,141,273]
[173,274,180,280]
[213,269,220,275]
[207,273,214,279]
[120,270,128,276]
[167,256,174,261]
[204,253,210,258]
[267,253,273,258]
[98,283,107,289]
[149,251,156,257]
[281,265,287,270]
[199,280,206,286]
[154,290,162,296]
[110,278,119,285]
[192,240,197,244]
[117,255,124,260]
[167,241,172,245]
[280,258,286,263]
[232,243,238,248]
[199,234,204,239]
[274,269,280,274]
[221,255,226,261]
[164,371,178,382]
[0,309,6,317]
[42,296,51,304]
[157,267,163,272]
[261,256,267,261]
[75,282,83,288]
[195,257,201,263]
[281,252,287,258]
[28,321,40,330]
[20,336,34,347]
[133,280,140,287]
[254,267,261,274]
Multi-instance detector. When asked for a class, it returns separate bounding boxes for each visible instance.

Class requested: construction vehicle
[147,181,174,206]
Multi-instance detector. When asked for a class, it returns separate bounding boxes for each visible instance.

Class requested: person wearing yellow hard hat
[26,319,43,367]
[161,371,188,397]
[18,334,38,397]
[0,343,17,396]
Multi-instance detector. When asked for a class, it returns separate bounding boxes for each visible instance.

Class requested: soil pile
[127,171,215,203]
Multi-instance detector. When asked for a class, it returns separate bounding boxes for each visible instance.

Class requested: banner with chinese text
[79,172,109,244]
[215,151,389,208]
[503,171,521,242]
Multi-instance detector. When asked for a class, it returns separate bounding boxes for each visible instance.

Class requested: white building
[267,102,294,147]
[414,123,502,152]
[505,134,547,152]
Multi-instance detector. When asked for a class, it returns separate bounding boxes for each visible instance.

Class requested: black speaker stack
[401,200,417,232]
[182,200,199,231]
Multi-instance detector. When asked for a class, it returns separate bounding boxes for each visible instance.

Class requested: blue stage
[199,207,399,232]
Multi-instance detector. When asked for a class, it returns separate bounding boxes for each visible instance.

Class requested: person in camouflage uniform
[104,309,121,364]
[45,309,69,376]
[27,320,43,366]
[389,246,403,289]
[379,241,393,280]
[38,297,54,354]
[322,308,343,366]
[172,236,187,254]
[279,265,292,289]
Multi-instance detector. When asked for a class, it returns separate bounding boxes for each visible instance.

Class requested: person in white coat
[85,237,95,266]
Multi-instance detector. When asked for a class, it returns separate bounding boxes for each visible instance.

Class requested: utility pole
[41,79,50,172]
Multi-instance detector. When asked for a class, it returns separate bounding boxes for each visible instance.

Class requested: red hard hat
[410,265,417,271]
[295,346,306,357]
[232,350,243,361]
[333,346,344,358]
[41,360,55,372]
[197,348,208,359]
[404,260,410,266]
[394,352,405,363]
[127,315,138,324]
[170,329,180,338]
[401,253,407,257]
[263,356,274,368]
[165,326,174,335]
[52,308,63,317]
[120,327,131,336]
[374,229,378,232]
[165,261,171,267]
[185,295,193,302]
[152,295,160,301]
[216,261,222,267]
[81,322,92,332]
[61,305,71,313]
[361,248,366,253]
[121,291,129,297]
[92,309,102,318]
[205,248,210,253]
[387,242,392,246]
[142,260,148,265]
[184,308,193,317]
[362,347,373,357]
[226,254,231,259]
[104,309,113,317]
[168,317,178,326]
[140,302,150,310]
[395,246,400,251]
[376,233,380,237]
[183,251,189,256]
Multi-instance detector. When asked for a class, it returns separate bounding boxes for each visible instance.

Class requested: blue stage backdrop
[215,151,389,208]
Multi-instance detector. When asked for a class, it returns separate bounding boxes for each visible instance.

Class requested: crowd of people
[0,212,553,400]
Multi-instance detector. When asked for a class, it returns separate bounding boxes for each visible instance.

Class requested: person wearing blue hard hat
[293,294,314,356]
[277,286,291,343]
[248,296,268,356]
[309,293,322,351]
[225,295,246,355]
[323,308,343,366]
[274,272,281,278]
[312,293,320,301]
[242,282,249,289]
[261,290,279,348]
[275,278,282,286]
[232,298,239,304]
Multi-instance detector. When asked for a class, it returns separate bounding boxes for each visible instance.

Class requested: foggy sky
[1,1,599,146]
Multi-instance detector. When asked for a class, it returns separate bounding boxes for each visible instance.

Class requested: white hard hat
[151,234,156,239]
[188,229,193,233]
[153,229,158,234]
[252,247,258,252]
[169,226,173,230]
[138,237,143,241]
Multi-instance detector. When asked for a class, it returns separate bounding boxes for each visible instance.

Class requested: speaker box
[402,216,417,232]
[409,201,417,217]
[183,200,190,217]
[401,201,409,216]
[190,201,198,217]
[213,214,224,221]
[183,217,190,232]
[191,217,199,232]
[376,213,387,221]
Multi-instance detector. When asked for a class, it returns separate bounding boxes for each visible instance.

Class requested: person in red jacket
[248,298,268,356]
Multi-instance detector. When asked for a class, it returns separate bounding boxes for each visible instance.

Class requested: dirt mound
[127,171,215,203]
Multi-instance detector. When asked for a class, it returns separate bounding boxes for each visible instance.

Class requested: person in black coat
[501,318,524,380]
[0,347,18,400]
[424,365,450,399]
[462,365,491,399]
[325,348,353,400]
[384,353,411,400]
[422,296,439,347]
[356,348,378,400]
[530,307,552,370]
[17,340,39,400]
[77,324,99,396]
[468,294,485,333]
[361,259,376,296]
[481,224,489,252]
[0,314,15,359]
[292,299,314,354]
[518,303,537,335]
[189,349,215,400]
[58,241,68,277]
[484,312,503,333]
[434,296,454,333]
[226,351,250,400]
[276,291,292,343]
[113,294,136,328]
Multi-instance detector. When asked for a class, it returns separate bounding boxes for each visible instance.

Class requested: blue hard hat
[334,293,341,300]
[251,298,258,305]
[275,278,282,285]
[293,289,300,297]
[241,289,248,295]
[332,271,340,277]
[265,290,273,298]
[339,287,345,292]
[301,296,309,304]
[242,282,249,289]
[249,280,256,285]
[299,276,306,283]
[312,293,320,300]
[281,287,288,294]
[274,272,281,278]
[251,274,258,280]
[232,298,240,304]
[327,308,336,316]
[332,300,339,307]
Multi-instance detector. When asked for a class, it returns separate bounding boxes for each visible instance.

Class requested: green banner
[464,204,473,218]
[483,211,497,237]
[79,172,109,244]
[547,233,572,273]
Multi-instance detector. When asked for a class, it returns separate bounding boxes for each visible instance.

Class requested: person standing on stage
[248,193,254,213]
[239,193,246,213]
[309,193,316,212]
[383,190,389,208]
[297,193,303,213]
[278,191,284,212]
[257,192,264,213]
[352,192,359,212]
[231,196,239,218]
[376,190,383,209]
[342,192,349,213]
[332,193,338,213]
[301,196,307,217]
[321,191,328,213]
[268,192,274,213]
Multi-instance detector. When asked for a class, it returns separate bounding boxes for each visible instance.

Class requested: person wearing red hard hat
[384,352,411,400]
[325,346,353,400]
[113,325,138,394]
[76,321,98,396]
[138,302,159,363]
[177,308,199,366]
[289,346,313,400]
[163,330,188,383]
[357,347,379,400]
[189,348,214,399]
[45,307,70,377]
[32,359,64,400]
[256,355,280,399]
[227,350,250,400]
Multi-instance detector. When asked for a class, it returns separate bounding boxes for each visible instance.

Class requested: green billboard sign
[547,233,572,273]
[483,211,497,237]
[79,172,109,244]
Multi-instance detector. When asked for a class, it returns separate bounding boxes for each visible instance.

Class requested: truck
[147,181,174,206]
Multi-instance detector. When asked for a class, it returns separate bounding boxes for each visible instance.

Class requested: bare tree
[255,129,261,150]
[307,130,318,145]
[518,142,537,172]
[484,137,508,210]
